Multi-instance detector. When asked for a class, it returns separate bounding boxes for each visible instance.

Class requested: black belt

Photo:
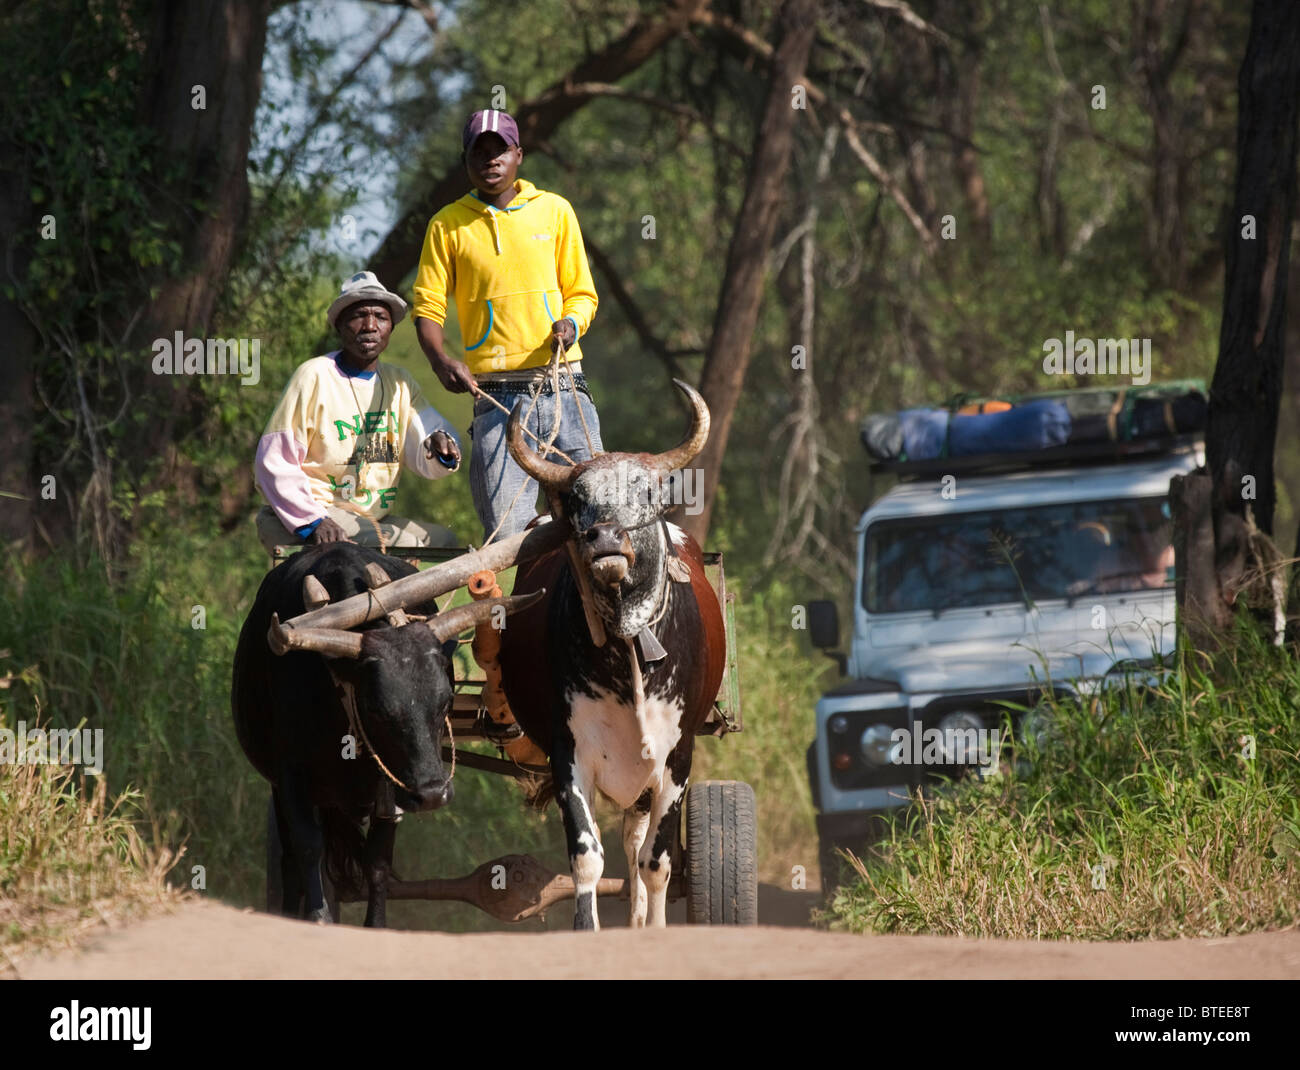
[478,373,591,399]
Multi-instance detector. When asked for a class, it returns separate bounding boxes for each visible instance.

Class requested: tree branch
[695,8,938,254]
[368,0,710,288]
[583,236,703,379]
[257,8,408,226]
[528,81,749,156]
[861,0,952,47]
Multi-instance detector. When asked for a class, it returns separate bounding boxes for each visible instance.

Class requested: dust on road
[16,895,1299,980]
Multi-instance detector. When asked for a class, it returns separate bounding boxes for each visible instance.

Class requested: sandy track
[17,899,1300,980]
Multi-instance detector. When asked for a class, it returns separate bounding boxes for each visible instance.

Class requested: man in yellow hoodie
[412,109,603,539]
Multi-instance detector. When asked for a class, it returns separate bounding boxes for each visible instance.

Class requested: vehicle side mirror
[808,600,840,650]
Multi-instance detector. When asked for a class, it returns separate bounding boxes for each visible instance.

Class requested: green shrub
[826,621,1300,939]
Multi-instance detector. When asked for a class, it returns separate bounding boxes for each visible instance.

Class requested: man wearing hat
[412,108,603,539]
[253,270,463,552]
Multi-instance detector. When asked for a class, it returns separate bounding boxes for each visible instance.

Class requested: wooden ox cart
[262,513,755,927]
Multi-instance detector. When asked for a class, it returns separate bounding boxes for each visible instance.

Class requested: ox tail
[320,809,367,903]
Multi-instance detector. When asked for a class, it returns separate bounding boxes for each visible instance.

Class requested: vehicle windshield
[864,496,1174,614]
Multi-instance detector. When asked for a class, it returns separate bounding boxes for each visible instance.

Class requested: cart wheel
[684,780,758,925]
[266,794,340,922]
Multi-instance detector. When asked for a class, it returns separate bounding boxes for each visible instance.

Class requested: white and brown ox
[498,380,726,930]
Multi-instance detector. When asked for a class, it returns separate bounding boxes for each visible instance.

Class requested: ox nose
[407,780,454,812]
[583,523,628,556]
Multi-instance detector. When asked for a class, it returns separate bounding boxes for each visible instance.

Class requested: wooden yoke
[276,520,567,634]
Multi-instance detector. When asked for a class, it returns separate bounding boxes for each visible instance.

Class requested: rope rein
[477,335,591,548]
[341,681,412,792]
[340,675,456,791]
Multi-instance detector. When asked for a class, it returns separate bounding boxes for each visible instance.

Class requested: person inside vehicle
[253,270,463,552]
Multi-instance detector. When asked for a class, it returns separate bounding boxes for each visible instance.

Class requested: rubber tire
[818,832,851,901]
[818,814,891,900]
[684,780,758,925]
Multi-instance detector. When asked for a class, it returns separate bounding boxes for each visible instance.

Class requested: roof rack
[870,432,1203,481]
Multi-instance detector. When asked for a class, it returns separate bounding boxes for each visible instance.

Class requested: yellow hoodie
[412,179,598,374]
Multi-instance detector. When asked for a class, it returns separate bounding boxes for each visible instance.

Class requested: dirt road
[16,895,1300,980]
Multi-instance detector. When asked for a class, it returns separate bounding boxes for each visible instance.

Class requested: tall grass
[1,533,270,909]
[827,621,1300,939]
[0,761,177,966]
[693,579,825,884]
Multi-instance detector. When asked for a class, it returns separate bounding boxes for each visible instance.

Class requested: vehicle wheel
[818,814,890,900]
[818,832,852,900]
[685,780,758,925]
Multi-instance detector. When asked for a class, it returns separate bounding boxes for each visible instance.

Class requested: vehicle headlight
[937,710,984,765]
[1019,706,1052,750]
[860,723,897,767]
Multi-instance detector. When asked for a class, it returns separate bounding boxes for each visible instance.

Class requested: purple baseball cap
[463,109,520,151]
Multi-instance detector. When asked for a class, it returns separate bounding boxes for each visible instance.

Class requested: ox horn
[303,574,330,611]
[364,562,391,589]
[506,402,575,491]
[650,379,710,474]
[268,613,364,659]
[426,589,546,644]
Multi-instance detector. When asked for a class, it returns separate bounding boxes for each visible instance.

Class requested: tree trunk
[135,0,272,342]
[367,0,708,289]
[0,149,38,550]
[933,0,990,245]
[1205,0,1300,539]
[1177,0,1299,651]
[683,0,817,543]
[1135,0,1192,290]
[127,0,272,499]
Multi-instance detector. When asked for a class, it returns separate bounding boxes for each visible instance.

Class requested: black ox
[498,380,726,930]
[232,542,534,925]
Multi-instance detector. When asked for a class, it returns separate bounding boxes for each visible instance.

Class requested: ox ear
[268,613,365,659]
[650,379,710,475]
[505,403,574,491]
[427,589,546,643]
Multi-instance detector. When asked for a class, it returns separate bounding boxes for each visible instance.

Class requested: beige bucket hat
[326,270,408,328]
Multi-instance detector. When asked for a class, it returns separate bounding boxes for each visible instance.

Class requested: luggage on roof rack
[860,380,1206,464]
[867,432,1203,479]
